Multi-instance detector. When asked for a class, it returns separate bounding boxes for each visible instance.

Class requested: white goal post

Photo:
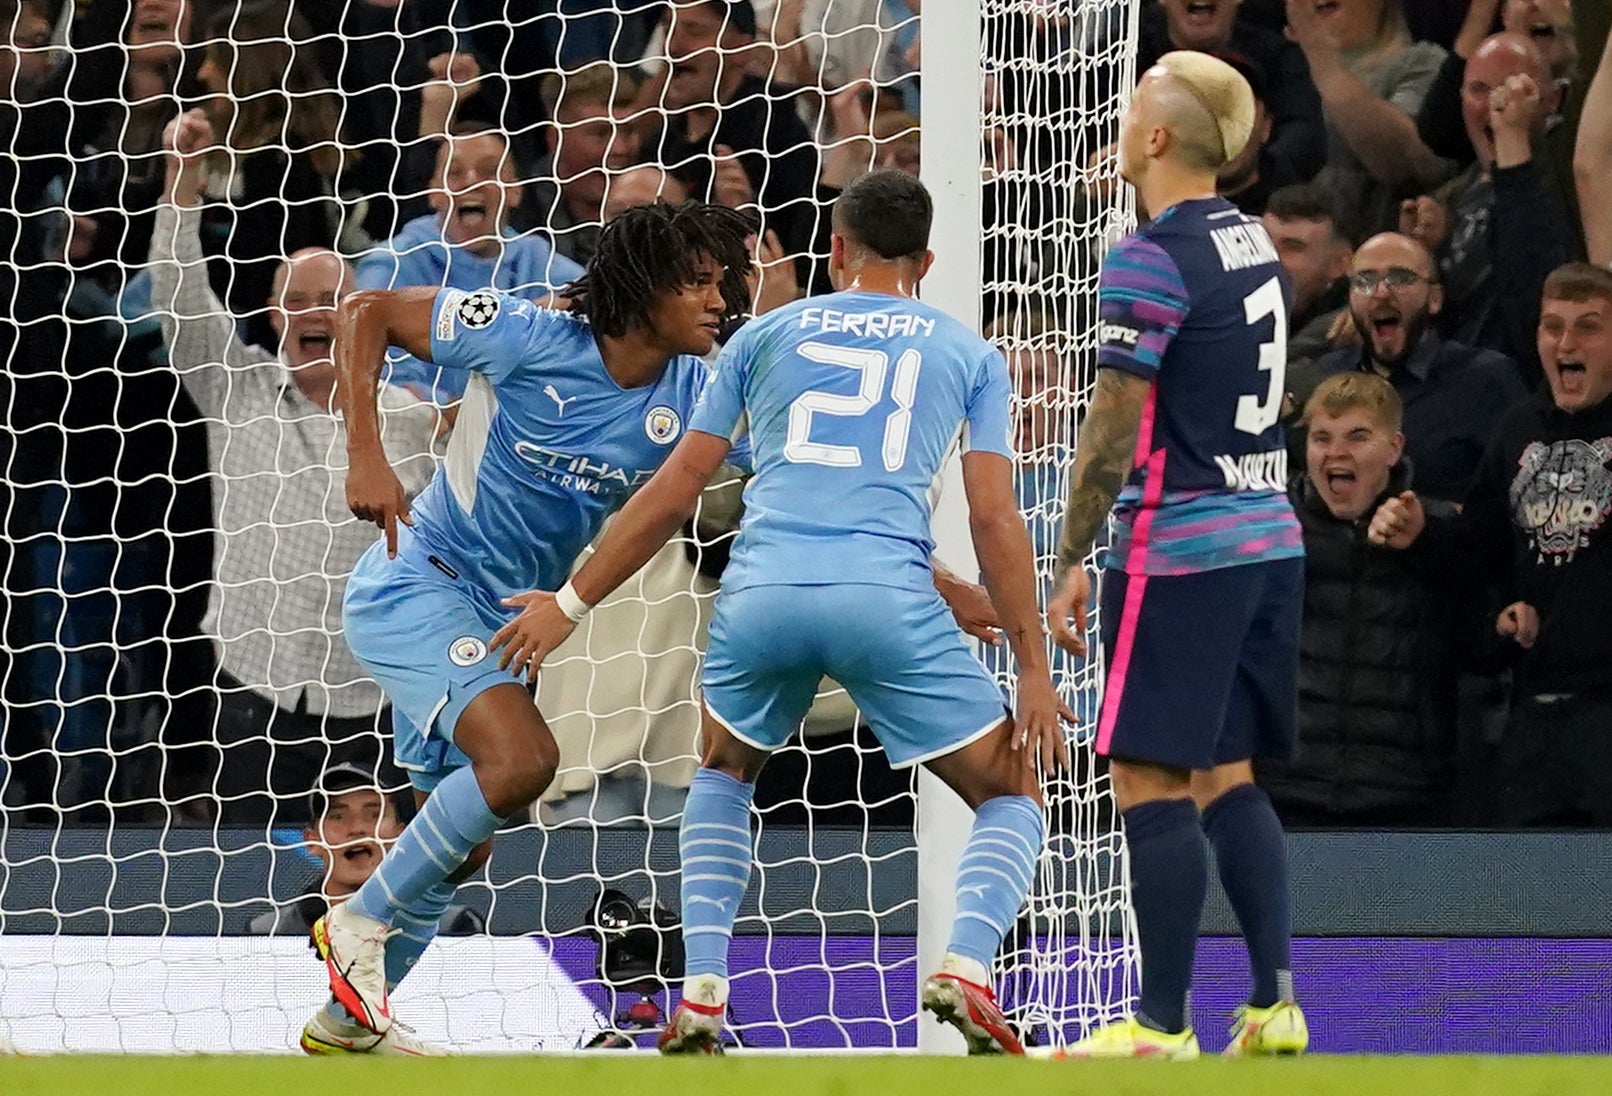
[921,0,1140,1051]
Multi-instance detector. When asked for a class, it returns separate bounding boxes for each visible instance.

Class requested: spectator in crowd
[1289,0,1453,242]
[0,0,73,816]
[531,63,648,265]
[1137,0,1327,193]
[1263,184,1353,371]
[249,762,483,935]
[356,123,584,407]
[151,108,440,826]
[60,0,202,321]
[872,109,921,176]
[601,163,691,222]
[1400,33,1575,381]
[288,0,446,245]
[1369,263,1612,827]
[192,0,346,351]
[814,82,883,193]
[981,304,1088,724]
[1305,232,1524,503]
[0,0,57,94]
[1259,373,1464,827]
[649,0,821,263]
[769,0,919,112]
[5,0,220,820]
[1419,0,1579,175]
[1215,52,1277,214]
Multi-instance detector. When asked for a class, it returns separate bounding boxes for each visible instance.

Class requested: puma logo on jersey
[544,384,576,416]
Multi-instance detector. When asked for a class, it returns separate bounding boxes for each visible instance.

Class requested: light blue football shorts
[343,539,516,792]
[700,582,1010,768]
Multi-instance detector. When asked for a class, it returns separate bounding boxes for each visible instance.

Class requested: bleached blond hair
[1147,50,1257,170]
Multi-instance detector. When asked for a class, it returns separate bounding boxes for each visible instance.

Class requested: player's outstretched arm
[962,450,1073,772]
[1047,368,1151,655]
[336,287,437,556]
[490,430,734,682]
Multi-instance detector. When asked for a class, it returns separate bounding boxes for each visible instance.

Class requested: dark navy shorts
[1096,558,1302,771]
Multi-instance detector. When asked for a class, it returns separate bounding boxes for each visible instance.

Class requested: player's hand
[935,571,1003,646]
[1046,565,1091,657]
[346,450,413,558]
[1013,671,1074,773]
[1366,490,1424,549]
[490,590,576,684]
[1496,601,1540,649]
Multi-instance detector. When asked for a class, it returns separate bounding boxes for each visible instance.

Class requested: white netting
[978,0,1141,1047]
[0,0,1133,1052]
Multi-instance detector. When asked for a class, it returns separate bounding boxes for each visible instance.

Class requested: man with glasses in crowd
[1306,231,1524,504]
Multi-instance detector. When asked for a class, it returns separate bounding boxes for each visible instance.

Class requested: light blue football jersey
[689,290,1014,592]
[402,287,709,604]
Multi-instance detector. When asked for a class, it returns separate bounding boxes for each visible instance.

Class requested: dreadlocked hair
[565,200,757,338]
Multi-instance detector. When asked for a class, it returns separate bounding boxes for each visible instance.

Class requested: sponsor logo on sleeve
[1098,322,1141,348]
[436,289,466,342]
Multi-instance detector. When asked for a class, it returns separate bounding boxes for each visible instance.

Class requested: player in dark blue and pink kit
[1047,51,1310,1059]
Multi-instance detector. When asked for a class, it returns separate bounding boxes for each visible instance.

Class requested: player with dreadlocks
[298,200,755,1056]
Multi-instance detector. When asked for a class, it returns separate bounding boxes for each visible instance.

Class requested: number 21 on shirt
[784,341,923,471]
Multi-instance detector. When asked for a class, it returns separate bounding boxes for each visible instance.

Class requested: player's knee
[1190,761,1255,811]
[699,739,765,783]
[1109,758,1192,812]
[481,738,559,813]
[956,766,1041,811]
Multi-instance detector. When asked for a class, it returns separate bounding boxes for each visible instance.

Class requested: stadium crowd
[2,0,1611,836]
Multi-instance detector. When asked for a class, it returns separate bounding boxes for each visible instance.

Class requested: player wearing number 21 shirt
[1046,52,1308,1059]
[496,169,1071,1056]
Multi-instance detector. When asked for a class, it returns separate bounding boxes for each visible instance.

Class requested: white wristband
[555,580,591,623]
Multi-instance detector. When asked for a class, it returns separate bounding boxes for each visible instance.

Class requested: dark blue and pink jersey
[1096,197,1303,576]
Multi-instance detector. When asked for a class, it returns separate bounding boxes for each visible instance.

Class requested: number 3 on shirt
[784,342,923,470]
[1235,277,1288,436]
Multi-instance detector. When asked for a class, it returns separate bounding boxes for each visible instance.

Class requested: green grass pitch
[4,1055,1612,1096]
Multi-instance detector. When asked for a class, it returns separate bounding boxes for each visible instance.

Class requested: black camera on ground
[581,886,686,1048]
[590,886,684,988]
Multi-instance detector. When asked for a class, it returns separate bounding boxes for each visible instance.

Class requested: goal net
[0,0,1135,1053]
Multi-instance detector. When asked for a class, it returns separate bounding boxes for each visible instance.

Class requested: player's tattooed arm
[1055,368,1151,574]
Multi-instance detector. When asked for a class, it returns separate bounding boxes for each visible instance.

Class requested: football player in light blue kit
[499,170,1072,1056]
[302,201,756,1055]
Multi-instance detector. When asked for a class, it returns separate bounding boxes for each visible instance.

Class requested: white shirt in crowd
[148,204,440,719]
